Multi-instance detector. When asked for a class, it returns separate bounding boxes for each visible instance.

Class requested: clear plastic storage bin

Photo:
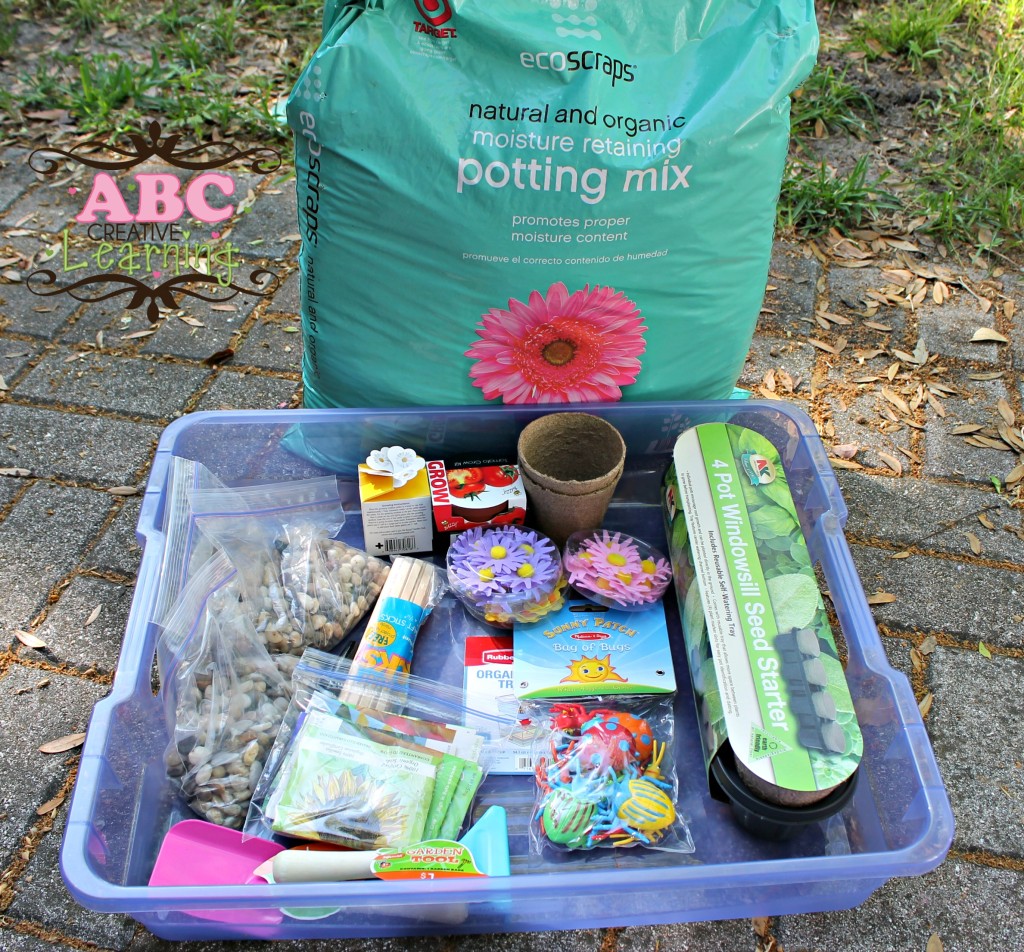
[60,401,954,940]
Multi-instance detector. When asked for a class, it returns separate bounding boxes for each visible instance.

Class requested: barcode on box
[384,536,417,553]
[515,755,533,771]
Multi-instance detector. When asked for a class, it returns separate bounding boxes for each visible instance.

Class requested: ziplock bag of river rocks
[157,551,299,828]
[188,477,391,654]
[287,0,817,411]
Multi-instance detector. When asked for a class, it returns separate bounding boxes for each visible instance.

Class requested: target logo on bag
[414,0,452,26]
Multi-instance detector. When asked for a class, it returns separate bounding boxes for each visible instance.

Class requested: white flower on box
[364,446,425,488]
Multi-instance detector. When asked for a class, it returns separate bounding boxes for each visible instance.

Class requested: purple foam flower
[447,526,562,622]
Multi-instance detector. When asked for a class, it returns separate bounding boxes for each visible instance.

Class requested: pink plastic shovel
[148,819,286,925]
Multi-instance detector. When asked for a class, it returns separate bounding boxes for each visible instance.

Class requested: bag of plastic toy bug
[525,696,694,854]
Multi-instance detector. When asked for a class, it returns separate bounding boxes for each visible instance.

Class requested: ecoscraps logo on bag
[26,121,281,324]
[413,0,457,38]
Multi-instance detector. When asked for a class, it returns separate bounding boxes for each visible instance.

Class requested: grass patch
[778,156,902,238]
[854,0,966,70]
[791,64,876,138]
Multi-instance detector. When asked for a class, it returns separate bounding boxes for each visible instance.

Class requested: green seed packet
[271,710,437,849]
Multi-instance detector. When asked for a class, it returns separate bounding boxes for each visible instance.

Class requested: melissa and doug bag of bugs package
[288,0,817,410]
[527,697,694,854]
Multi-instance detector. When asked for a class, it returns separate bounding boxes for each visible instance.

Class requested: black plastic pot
[710,747,858,841]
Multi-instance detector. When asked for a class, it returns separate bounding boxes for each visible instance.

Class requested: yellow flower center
[641,559,657,575]
[522,543,534,555]
[596,578,611,590]
[615,572,633,585]
[478,567,495,580]
[517,564,535,578]
[490,545,507,559]
[607,552,628,567]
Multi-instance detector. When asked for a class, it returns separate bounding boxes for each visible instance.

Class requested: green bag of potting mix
[290,0,817,408]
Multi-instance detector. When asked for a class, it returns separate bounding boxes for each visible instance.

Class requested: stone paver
[0,666,109,870]
[926,648,1024,857]
[232,314,303,372]
[837,469,1024,562]
[84,496,144,578]
[13,349,210,421]
[28,574,134,673]
[0,403,160,484]
[7,802,137,951]
[0,482,112,634]
[193,369,299,412]
[922,369,1017,485]
[775,856,1024,952]
[849,543,1024,649]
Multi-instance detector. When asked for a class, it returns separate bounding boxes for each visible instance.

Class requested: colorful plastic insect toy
[535,706,676,851]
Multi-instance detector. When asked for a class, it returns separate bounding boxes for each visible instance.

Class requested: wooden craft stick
[340,556,436,708]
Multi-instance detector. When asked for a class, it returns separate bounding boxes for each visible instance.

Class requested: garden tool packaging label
[291,0,817,408]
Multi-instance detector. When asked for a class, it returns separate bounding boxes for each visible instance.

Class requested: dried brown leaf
[121,329,158,341]
[807,338,839,354]
[920,635,938,655]
[932,280,949,304]
[0,467,31,477]
[919,692,934,718]
[877,451,903,475]
[828,458,864,470]
[997,399,1015,427]
[14,629,46,649]
[204,348,235,366]
[84,604,101,627]
[107,486,139,496]
[178,315,205,328]
[978,512,996,530]
[39,732,86,754]
[867,591,898,605]
[831,443,860,460]
[910,646,925,671]
[965,531,982,555]
[863,320,892,331]
[1005,463,1024,485]
[971,327,1008,344]
[969,371,1005,380]
[891,550,911,560]
[927,933,944,952]
[881,387,911,415]
[36,794,65,816]
[950,423,984,435]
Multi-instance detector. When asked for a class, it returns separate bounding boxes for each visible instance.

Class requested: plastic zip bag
[525,696,694,854]
[244,648,509,850]
[190,478,390,653]
[158,552,297,828]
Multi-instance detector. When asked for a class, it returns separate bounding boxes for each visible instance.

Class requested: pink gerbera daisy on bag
[465,282,647,404]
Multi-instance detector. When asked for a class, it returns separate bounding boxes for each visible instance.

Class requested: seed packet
[270,709,437,849]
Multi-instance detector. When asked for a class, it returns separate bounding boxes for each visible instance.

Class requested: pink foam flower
[565,530,672,608]
[466,282,647,404]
